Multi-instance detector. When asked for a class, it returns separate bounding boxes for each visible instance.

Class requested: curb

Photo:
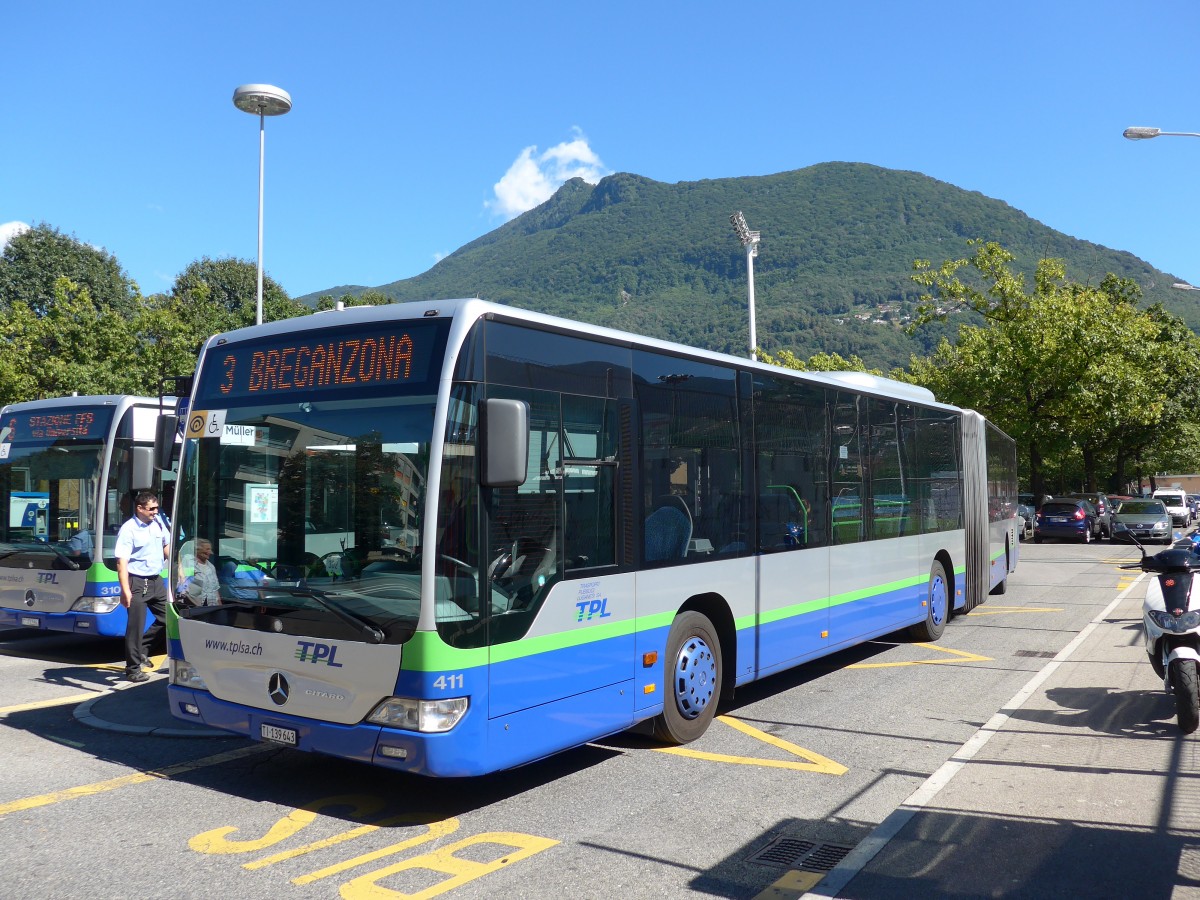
[72,675,229,738]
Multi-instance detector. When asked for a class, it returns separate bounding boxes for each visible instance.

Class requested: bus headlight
[70,596,121,614]
[170,659,208,690]
[367,697,468,733]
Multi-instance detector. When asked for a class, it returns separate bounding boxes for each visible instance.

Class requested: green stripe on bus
[399,572,938,671]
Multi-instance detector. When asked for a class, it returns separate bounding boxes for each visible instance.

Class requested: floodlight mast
[730,211,761,360]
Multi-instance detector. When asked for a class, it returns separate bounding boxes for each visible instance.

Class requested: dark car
[1035,498,1100,544]
[1068,492,1113,539]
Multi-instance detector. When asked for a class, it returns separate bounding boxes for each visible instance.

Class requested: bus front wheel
[651,611,722,745]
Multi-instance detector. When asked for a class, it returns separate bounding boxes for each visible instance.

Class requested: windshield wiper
[0,541,79,569]
[251,585,385,644]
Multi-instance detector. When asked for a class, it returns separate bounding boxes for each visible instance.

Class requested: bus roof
[198,298,954,411]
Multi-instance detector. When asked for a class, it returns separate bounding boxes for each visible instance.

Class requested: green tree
[170,256,308,328]
[0,277,140,405]
[0,223,139,317]
[908,242,1200,494]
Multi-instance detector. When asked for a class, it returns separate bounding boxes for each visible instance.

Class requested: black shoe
[125,669,150,683]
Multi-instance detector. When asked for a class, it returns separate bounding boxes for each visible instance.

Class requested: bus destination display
[0,408,113,442]
[197,321,447,403]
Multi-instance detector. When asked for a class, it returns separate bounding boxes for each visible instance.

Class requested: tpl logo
[295,640,343,667]
[37,573,58,584]
[575,598,612,622]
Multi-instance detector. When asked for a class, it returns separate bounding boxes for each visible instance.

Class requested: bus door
[479,388,632,724]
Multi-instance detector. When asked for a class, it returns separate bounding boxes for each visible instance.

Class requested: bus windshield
[173,395,434,643]
[0,432,109,567]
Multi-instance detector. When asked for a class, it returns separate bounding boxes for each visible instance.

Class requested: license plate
[260,723,297,746]
[20,616,40,628]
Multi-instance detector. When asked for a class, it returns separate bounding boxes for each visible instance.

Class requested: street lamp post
[730,211,761,360]
[1125,125,1200,296]
[233,84,292,326]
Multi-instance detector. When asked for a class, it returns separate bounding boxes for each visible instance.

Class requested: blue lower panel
[169,677,636,777]
[168,685,381,763]
[756,606,832,677]
[826,580,924,649]
[0,606,133,637]
[485,680,635,772]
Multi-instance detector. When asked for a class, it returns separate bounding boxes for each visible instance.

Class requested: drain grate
[748,837,853,872]
[1014,649,1057,659]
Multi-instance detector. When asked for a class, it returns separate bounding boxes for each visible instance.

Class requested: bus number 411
[433,674,464,690]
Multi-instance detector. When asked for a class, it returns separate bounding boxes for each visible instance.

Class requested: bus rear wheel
[651,611,722,745]
[909,560,949,641]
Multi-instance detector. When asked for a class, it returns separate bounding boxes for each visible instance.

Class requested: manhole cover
[749,837,853,872]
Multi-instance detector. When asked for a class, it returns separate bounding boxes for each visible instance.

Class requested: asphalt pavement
[69,553,1200,898]
[805,566,1200,899]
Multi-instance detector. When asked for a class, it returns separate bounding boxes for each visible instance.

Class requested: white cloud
[0,221,30,251]
[486,130,608,220]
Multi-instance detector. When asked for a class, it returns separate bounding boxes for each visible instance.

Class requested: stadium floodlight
[730,211,761,360]
[233,84,293,326]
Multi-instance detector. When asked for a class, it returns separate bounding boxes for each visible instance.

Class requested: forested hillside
[305,163,1192,370]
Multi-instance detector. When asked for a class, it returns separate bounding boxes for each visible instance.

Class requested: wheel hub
[673,635,717,720]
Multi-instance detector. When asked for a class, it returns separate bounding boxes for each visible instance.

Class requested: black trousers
[124,574,168,674]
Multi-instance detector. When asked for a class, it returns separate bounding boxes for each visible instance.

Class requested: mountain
[300,163,1194,370]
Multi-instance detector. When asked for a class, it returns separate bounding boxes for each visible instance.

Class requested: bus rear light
[368,697,468,733]
[71,596,120,614]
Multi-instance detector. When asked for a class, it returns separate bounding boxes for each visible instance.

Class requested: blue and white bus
[165,300,1018,776]
[0,395,176,637]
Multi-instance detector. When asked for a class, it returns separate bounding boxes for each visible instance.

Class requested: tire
[909,560,949,640]
[651,611,722,745]
[1170,658,1200,735]
[1081,528,1091,544]
[990,577,1007,596]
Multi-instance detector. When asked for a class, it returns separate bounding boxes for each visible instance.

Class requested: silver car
[1110,499,1172,545]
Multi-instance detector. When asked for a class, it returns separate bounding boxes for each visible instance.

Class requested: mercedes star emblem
[268,672,290,706]
[24,590,36,608]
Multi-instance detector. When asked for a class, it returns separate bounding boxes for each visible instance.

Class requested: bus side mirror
[481,399,528,488]
[154,415,179,471]
[131,446,155,491]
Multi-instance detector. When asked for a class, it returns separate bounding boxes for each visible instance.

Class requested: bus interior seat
[645,496,692,561]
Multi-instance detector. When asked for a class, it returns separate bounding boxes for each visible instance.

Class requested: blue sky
[5,2,1200,302]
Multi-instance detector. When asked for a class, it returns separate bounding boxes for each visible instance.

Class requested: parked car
[1068,492,1113,538]
[1152,489,1191,528]
[1109,498,1172,545]
[1035,498,1100,543]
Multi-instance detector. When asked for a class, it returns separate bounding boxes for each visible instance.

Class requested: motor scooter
[1122,538,1200,733]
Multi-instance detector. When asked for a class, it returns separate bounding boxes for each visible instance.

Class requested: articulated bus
[0,395,176,637]
[165,300,1019,777]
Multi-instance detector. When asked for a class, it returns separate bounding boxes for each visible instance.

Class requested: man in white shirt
[115,491,170,682]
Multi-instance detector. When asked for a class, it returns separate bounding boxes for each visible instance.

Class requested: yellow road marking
[0,692,104,715]
[656,715,848,774]
[0,744,268,817]
[753,868,823,899]
[849,642,992,669]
